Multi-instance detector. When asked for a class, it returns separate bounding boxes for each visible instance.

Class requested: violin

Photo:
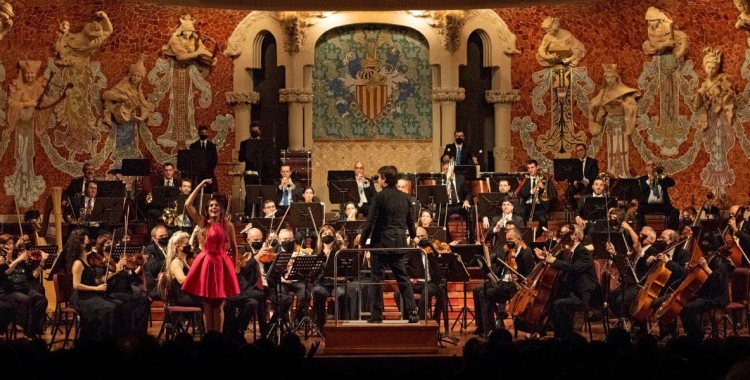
[504,242,525,272]
[422,239,451,254]
[87,250,107,268]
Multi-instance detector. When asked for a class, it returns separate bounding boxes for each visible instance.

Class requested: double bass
[507,234,570,333]
[629,235,689,321]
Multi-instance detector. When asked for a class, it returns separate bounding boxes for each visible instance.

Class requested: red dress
[182,223,240,299]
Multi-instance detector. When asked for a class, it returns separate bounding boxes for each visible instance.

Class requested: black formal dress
[189,138,218,193]
[71,259,126,341]
[548,243,600,339]
[360,185,417,321]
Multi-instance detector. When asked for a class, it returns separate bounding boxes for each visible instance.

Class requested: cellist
[534,225,599,340]
[678,230,732,341]
[727,204,750,266]
[471,227,534,337]
[647,229,691,341]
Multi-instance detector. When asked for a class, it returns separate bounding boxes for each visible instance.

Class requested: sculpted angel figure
[734,0,750,30]
[55,11,113,68]
[694,47,734,131]
[102,57,153,125]
[162,14,215,66]
[642,7,689,60]
[536,17,586,67]
[588,64,641,178]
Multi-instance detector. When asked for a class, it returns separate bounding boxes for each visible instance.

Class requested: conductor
[358,165,420,324]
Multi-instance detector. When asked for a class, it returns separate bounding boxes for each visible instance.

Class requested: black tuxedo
[238,137,277,185]
[143,242,167,300]
[517,175,555,231]
[189,139,218,191]
[441,143,475,166]
[65,177,96,201]
[360,185,417,320]
[488,213,526,231]
[441,173,475,242]
[565,156,599,209]
[680,255,732,340]
[636,175,679,230]
[549,243,600,339]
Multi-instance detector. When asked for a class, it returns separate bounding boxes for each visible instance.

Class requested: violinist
[165,232,203,308]
[534,225,599,340]
[394,227,440,322]
[727,204,750,265]
[0,234,48,339]
[473,228,534,337]
[236,227,289,338]
[678,230,732,341]
[143,225,170,300]
[95,234,150,336]
[66,228,127,341]
[311,225,349,336]
[278,228,306,328]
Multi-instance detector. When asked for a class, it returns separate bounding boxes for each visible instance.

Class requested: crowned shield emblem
[355,84,388,121]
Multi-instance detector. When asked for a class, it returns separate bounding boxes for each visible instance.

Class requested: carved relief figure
[102,57,153,126]
[735,0,750,30]
[0,1,14,40]
[55,11,113,68]
[161,14,215,66]
[4,61,50,206]
[536,17,586,67]
[588,64,640,178]
[694,48,736,201]
[642,7,689,60]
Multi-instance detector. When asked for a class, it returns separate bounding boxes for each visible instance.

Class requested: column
[485,89,520,172]
[432,87,465,169]
[279,88,313,150]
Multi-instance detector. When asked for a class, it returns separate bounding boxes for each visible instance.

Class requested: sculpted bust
[102,58,153,125]
[55,11,113,68]
[0,1,14,40]
[694,48,735,131]
[536,17,586,67]
[642,7,689,60]
[162,15,215,66]
[735,0,750,30]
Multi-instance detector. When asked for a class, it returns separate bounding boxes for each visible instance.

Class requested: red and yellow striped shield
[355,84,388,120]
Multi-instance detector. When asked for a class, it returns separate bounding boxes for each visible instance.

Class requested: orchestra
[7,140,750,349]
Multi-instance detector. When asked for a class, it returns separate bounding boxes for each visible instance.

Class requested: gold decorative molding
[485,89,520,104]
[274,11,333,54]
[279,88,313,103]
[494,146,513,162]
[432,87,465,102]
[409,10,465,52]
[225,91,260,106]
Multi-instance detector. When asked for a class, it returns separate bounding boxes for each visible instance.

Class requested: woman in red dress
[181,179,240,332]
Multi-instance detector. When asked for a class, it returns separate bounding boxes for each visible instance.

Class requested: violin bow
[36,71,74,110]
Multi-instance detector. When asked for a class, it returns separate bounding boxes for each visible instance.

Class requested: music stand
[416,185,449,207]
[287,254,326,340]
[327,180,360,216]
[111,245,144,263]
[31,245,59,270]
[150,186,182,209]
[121,159,151,222]
[96,181,126,198]
[265,250,294,344]
[93,197,125,224]
[178,149,207,186]
[245,185,278,218]
[432,252,468,344]
[327,170,355,182]
[582,197,618,222]
[454,165,479,180]
[243,138,277,185]
[425,226,447,243]
[431,244,476,331]
[287,202,324,231]
[611,178,641,203]
[553,158,583,183]
[332,220,366,247]
[477,193,506,220]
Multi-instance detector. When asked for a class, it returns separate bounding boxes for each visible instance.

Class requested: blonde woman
[165,231,202,307]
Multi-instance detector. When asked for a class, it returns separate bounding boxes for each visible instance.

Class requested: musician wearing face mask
[472,228,534,337]
[237,227,289,338]
[165,232,203,308]
[143,225,170,300]
[353,162,377,217]
[0,234,48,339]
[310,225,350,336]
[441,130,478,165]
[278,229,309,328]
[534,225,599,340]
[189,125,218,193]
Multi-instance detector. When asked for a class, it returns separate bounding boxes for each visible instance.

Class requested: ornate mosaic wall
[312,25,432,140]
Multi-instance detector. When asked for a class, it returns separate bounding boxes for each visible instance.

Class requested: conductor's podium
[323,320,439,355]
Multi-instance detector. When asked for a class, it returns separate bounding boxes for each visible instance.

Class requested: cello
[629,235,689,321]
[508,233,571,333]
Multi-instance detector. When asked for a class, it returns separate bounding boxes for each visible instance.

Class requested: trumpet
[651,164,667,181]
[357,173,371,188]
[280,178,296,191]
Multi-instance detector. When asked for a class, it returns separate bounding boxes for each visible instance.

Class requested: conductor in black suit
[565,143,599,211]
[441,130,478,165]
[636,161,679,230]
[358,165,419,323]
[189,125,218,193]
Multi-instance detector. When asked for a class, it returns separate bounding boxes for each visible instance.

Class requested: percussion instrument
[416,172,444,186]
